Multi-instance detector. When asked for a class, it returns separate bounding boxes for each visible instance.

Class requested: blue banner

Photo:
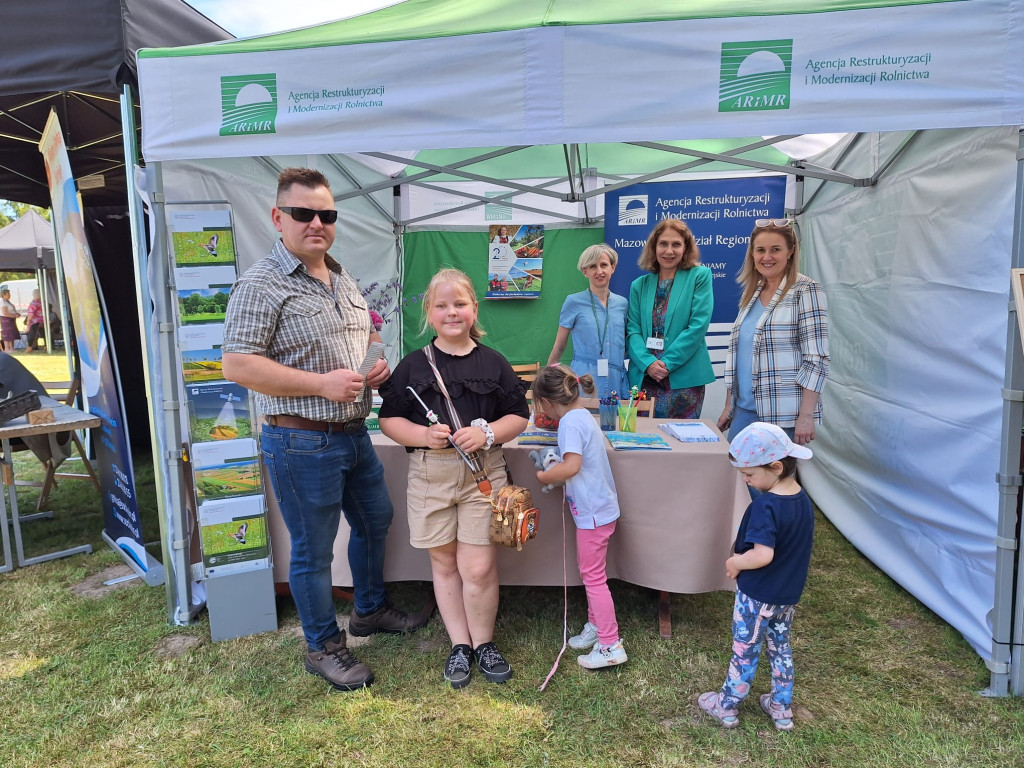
[604,176,787,376]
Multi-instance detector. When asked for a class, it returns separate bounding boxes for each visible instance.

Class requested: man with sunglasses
[223,167,425,692]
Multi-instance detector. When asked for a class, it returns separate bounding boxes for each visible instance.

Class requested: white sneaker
[577,639,628,669]
[568,621,599,650]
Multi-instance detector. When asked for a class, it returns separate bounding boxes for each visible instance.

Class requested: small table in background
[0,398,101,573]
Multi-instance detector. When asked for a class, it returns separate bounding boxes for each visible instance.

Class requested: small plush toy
[529,447,563,493]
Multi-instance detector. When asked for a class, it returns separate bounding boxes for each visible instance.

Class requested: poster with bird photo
[169,208,237,268]
[198,496,270,577]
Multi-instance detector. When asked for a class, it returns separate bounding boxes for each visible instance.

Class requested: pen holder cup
[599,403,618,432]
[617,405,638,432]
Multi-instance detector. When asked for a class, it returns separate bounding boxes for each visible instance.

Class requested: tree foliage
[0,200,50,228]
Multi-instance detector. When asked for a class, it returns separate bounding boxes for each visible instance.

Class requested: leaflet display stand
[168,202,277,641]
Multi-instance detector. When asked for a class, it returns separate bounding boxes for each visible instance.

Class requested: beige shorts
[406,446,508,548]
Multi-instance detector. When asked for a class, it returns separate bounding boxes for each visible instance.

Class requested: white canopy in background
[136,0,1024,694]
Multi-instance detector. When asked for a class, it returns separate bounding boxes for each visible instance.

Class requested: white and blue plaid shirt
[723,273,829,427]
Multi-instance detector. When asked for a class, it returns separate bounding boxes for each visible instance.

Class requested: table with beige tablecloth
[267,418,747,594]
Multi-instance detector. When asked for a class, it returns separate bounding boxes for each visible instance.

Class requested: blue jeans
[728,407,795,500]
[261,423,393,650]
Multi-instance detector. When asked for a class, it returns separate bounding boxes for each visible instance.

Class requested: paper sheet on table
[659,422,721,443]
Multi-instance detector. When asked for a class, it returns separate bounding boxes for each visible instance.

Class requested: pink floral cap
[729,422,812,467]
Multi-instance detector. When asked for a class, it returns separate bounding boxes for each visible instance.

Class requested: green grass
[3,346,1021,766]
[15,348,71,383]
[1,461,1021,768]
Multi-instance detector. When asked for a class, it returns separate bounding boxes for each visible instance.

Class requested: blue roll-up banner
[604,176,787,377]
[40,110,163,584]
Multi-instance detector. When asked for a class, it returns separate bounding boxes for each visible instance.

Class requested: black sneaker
[304,631,374,691]
[474,641,513,683]
[349,599,428,637]
[444,644,473,689]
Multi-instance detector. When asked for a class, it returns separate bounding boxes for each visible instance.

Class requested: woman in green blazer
[626,218,715,419]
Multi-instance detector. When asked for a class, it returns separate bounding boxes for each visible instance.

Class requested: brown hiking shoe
[348,599,428,637]
[304,631,374,691]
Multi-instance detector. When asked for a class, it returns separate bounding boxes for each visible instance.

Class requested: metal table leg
[0,442,12,573]
[4,437,92,567]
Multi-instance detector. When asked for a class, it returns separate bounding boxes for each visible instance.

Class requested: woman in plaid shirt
[717,220,829,454]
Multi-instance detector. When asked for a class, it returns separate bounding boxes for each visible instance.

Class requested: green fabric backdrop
[402,228,606,366]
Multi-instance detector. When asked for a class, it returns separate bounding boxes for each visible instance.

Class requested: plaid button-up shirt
[222,240,372,422]
[723,273,829,427]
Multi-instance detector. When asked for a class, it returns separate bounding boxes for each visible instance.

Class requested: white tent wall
[799,126,1019,660]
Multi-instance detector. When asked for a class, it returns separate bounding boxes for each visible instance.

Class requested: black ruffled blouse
[378,341,529,445]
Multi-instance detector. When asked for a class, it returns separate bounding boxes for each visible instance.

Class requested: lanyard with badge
[589,290,611,377]
[646,277,672,353]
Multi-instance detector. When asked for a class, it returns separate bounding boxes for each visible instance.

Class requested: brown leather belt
[265,414,366,434]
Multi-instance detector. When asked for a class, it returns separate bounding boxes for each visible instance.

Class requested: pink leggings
[576,521,618,646]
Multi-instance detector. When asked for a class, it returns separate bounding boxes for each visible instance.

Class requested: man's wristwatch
[471,418,495,450]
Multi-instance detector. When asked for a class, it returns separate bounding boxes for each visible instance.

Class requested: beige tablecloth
[266,418,747,594]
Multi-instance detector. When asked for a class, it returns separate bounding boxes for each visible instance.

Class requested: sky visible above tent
[186,0,399,37]
[144,0,962,56]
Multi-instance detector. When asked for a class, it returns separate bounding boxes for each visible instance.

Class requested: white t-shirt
[557,407,620,530]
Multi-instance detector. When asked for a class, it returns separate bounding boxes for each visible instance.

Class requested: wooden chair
[511,362,541,383]
[513,363,541,402]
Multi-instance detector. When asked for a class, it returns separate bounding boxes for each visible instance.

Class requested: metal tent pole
[991,127,1024,697]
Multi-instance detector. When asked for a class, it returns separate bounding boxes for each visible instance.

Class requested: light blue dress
[557,289,629,397]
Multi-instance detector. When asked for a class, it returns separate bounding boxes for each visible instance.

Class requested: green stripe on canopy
[414,140,793,180]
[139,0,964,58]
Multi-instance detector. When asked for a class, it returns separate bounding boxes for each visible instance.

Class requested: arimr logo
[618,195,648,226]
[719,40,792,113]
[220,74,277,136]
[484,191,513,221]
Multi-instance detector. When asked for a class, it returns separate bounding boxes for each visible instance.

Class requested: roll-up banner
[39,110,162,584]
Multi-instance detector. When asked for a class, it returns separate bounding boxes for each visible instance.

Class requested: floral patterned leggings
[718,588,797,713]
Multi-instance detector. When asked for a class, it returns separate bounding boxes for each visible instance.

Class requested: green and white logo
[484,191,513,221]
[719,40,792,113]
[220,74,277,136]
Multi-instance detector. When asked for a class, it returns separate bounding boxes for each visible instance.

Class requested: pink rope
[539,491,569,691]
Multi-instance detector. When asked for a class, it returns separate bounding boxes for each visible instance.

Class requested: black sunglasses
[278,206,338,224]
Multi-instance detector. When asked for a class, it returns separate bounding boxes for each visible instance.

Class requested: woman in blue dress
[547,244,629,397]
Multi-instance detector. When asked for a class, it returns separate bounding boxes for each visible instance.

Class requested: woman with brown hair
[716,219,829,447]
[626,218,715,418]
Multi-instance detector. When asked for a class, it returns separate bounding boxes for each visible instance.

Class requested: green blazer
[626,265,715,390]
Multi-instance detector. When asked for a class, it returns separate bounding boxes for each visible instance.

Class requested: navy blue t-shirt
[734,489,814,606]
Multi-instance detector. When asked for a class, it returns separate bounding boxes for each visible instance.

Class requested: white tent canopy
[136,0,1024,695]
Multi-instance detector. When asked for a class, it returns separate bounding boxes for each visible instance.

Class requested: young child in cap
[699,422,814,732]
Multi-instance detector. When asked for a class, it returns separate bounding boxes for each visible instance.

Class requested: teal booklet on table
[604,431,672,450]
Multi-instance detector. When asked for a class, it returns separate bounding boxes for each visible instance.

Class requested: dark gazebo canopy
[0,0,231,208]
